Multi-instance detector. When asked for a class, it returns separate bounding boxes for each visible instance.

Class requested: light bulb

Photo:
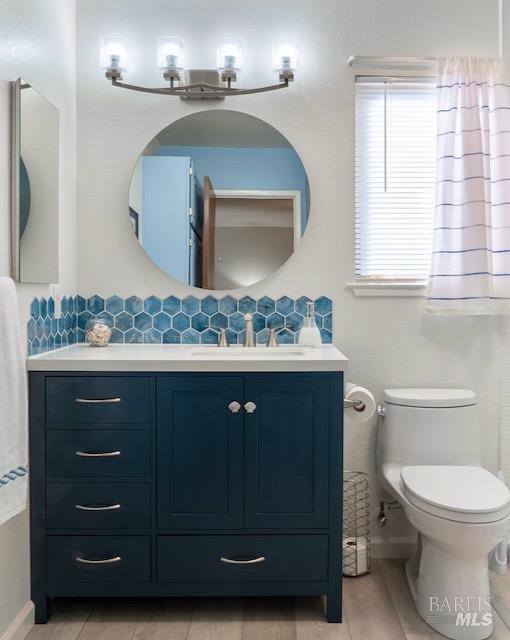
[100,38,129,72]
[273,43,298,73]
[158,38,184,70]
[217,40,242,72]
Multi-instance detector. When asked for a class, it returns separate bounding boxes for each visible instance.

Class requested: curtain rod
[348,56,436,67]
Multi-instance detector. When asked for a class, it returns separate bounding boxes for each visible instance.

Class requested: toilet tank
[377,388,481,468]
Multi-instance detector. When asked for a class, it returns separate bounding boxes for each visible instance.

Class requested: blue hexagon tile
[27,296,77,356]
[74,295,333,346]
[28,294,332,353]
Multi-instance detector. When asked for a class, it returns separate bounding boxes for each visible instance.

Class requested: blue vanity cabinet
[157,377,244,529]
[29,370,343,625]
[243,376,330,529]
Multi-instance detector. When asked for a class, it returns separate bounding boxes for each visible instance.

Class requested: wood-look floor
[26,560,510,640]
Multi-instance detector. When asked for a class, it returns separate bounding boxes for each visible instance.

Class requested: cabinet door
[157,377,243,529]
[244,375,330,529]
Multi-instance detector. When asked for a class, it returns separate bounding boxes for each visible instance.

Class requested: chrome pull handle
[220,556,265,565]
[244,401,256,414]
[75,398,122,404]
[76,556,122,565]
[75,503,121,511]
[228,401,241,414]
[75,450,121,458]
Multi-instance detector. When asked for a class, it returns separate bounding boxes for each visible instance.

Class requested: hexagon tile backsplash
[27,294,333,355]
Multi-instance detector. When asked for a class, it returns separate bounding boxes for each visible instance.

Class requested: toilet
[377,388,510,640]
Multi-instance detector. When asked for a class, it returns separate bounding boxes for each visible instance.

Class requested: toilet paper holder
[343,397,366,412]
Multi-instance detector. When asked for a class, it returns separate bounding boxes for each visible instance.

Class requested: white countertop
[27,344,348,373]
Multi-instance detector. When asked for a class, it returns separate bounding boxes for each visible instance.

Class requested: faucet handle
[266,324,287,347]
[208,324,229,347]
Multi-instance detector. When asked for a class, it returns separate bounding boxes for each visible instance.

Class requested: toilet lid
[401,466,510,523]
[384,388,476,408]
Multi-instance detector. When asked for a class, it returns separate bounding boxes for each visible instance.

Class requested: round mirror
[129,110,310,290]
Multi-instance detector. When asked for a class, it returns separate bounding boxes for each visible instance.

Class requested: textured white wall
[76,0,502,548]
[0,0,75,634]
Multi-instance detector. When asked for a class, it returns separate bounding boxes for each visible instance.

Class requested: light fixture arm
[105,69,293,99]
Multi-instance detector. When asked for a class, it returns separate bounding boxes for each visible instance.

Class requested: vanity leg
[34,596,51,624]
[326,590,342,623]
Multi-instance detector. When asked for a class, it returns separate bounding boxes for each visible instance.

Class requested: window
[355,77,437,281]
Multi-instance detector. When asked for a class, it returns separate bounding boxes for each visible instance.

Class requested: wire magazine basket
[342,471,370,577]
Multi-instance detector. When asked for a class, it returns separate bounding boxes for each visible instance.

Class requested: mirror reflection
[129,110,310,289]
[12,79,59,283]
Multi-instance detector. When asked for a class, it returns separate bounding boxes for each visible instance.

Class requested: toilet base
[405,538,493,640]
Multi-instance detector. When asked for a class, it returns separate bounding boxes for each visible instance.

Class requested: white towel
[0,278,28,525]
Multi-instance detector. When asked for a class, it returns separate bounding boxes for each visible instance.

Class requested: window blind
[355,77,437,279]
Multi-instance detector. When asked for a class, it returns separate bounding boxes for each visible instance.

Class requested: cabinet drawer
[47,536,150,583]
[157,535,328,583]
[46,430,150,478]
[46,483,151,529]
[45,377,150,425]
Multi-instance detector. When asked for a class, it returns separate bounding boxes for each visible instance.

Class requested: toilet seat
[401,465,510,523]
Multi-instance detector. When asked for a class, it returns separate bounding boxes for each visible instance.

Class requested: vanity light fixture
[102,38,297,100]
[273,43,299,76]
[100,38,129,76]
[158,37,184,84]
[216,39,243,85]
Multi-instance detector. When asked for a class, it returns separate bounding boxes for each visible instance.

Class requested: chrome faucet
[243,313,255,347]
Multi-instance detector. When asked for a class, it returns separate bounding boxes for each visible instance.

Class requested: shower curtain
[426,57,510,314]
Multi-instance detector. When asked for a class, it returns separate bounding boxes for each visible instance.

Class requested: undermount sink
[190,346,308,358]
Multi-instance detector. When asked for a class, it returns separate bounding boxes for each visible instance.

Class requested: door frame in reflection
[214,189,301,249]
[210,188,301,289]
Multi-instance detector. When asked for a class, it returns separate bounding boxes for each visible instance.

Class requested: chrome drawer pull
[75,450,121,458]
[220,556,265,565]
[75,398,122,404]
[76,556,122,565]
[75,503,121,511]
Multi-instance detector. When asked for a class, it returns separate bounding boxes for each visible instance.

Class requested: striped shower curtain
[426,57,510,314]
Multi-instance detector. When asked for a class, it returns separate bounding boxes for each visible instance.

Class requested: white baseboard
[0,602,34,640]
[371,536,416,559]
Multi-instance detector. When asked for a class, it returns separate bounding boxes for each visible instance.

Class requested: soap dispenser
[297,302,322,348]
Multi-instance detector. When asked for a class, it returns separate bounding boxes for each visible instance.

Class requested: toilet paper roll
[342,536,369,576]
[344,383,376,423]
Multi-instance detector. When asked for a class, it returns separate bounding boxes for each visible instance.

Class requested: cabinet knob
[228,401,241,414]
[244,401,257,414]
